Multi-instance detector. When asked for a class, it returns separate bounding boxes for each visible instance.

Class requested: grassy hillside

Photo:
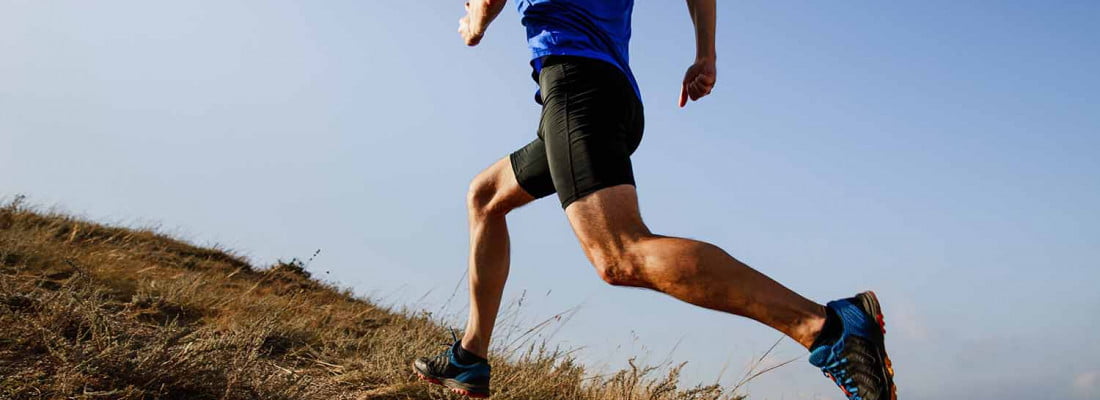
[0,198,747,400]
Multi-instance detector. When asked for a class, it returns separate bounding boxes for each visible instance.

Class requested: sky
[2,1,1099,399]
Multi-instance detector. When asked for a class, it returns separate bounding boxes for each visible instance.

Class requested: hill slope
[0,199,744,400]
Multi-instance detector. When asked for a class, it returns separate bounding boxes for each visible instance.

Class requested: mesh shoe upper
[809,292,896,400]
[413,341,491,389]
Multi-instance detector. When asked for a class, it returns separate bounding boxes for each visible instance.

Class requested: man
[413,1,897,399]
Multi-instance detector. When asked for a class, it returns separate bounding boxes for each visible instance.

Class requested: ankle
[459,337,489,359]
[454,341,489,365]
[795,306,829,349]
[806,305,843,350]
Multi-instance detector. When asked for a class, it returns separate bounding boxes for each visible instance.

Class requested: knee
[586,246,646,288]
[467,174,509,218]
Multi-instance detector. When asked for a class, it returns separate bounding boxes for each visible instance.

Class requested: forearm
[686,0,717,61]
[467,0,508,36]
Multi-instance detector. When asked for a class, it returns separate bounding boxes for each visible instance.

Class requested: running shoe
[413,340,491,398]
[809,291,897,400]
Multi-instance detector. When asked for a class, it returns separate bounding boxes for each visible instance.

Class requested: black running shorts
[509,56,645,209]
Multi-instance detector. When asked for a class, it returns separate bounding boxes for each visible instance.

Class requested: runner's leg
[530,56,828,348]
[563,185,827,348]
[508,55,892,400]
[461,156,537,357]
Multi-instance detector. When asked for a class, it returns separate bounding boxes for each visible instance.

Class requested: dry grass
[0,196,748,400]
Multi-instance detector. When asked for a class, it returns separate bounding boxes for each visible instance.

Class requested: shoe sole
[858,291,897,400]
[413,365,490,398]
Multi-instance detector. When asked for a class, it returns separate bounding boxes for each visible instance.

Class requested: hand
[678,58,717,107]
[458,2,485,46]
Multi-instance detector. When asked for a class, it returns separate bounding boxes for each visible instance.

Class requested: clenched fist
[458,2,486,46]
[679,58,717,107]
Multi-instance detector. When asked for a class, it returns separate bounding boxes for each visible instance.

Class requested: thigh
[564,184,650,258]
[472,156,539,213]
[538,56,645,209]
[509,138,556,199]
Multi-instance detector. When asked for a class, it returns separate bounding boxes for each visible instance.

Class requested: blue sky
[3,1,1099,399]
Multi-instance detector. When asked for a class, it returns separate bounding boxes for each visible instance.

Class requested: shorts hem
[559,182,636,210]
[509,152,548,199]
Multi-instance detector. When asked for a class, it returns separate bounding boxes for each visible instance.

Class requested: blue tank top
[516,0,641,102]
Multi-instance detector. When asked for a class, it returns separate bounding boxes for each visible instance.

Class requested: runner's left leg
[523,55,893,399]
[563,184,828,348]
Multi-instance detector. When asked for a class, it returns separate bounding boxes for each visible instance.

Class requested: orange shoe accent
[867,291,897,400]
[450,387,489,398]
[415,371,442,385]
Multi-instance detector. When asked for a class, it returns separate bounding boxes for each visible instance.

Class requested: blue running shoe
[809,291,896,400]
[413,340,491,398]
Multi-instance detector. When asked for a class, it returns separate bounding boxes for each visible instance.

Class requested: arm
[679,0,718,108]
[459,0,509,47]
[687,0,717,62]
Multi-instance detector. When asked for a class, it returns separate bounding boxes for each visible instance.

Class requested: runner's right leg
[413,156,539,397]
[462,156,537,357]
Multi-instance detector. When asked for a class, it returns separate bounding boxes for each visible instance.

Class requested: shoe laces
[820,355,861,400]
[428,329,461,366]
